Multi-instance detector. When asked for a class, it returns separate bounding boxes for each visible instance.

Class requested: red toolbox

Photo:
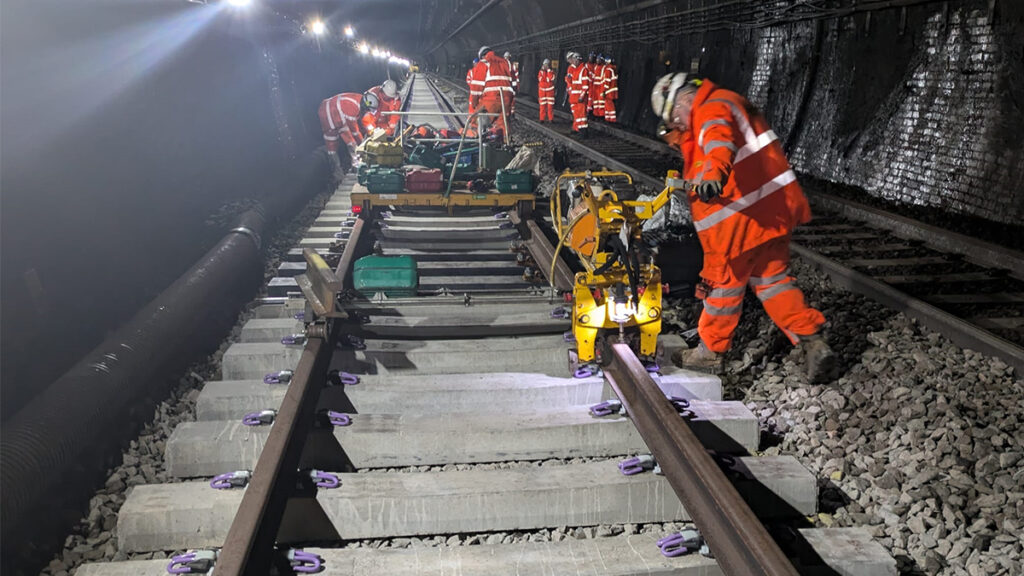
[404,167,443,193]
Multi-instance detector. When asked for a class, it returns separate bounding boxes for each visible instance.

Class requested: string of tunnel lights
[189,0,411,67]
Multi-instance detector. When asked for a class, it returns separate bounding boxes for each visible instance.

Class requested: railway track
[432,75,1024,375]
[76,75,897,576]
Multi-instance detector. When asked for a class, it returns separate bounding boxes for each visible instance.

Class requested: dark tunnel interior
[2,0,1023,420]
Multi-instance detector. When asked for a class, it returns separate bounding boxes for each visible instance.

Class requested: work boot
[671,341,724,374]
[801,332,836,384]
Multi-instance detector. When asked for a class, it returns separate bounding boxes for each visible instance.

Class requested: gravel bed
[665,257,1023,576]
[30,188,333,576]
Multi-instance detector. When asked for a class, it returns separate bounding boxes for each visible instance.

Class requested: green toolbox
[364,167,405,194]
[495,168,534,193]
[480,143,517,172]
[408,145,445,170]
[363,141,404,167]
[353,255,418,298]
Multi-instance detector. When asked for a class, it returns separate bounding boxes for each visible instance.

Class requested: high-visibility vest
[603,64,618,100]
[468,61,487,107]
[365,86,402,133]
[568,64,590,104]
[678,80,811,258]
[480,52,514,99]
[537,68,556,104]
[321,93,364,143]
[591,64,605,100]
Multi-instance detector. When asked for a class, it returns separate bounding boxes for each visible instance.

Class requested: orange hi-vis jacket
[677,80,811,262]
[468,62,487,109]
[603,64,618,100]
[537,68,556,105]
[469,52,513,109]
[590,63,605,103]
[364,86,402,134]
[318,93,364,152]
[568,64,590,104]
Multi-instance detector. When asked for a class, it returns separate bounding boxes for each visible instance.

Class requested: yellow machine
[550,170,688,367]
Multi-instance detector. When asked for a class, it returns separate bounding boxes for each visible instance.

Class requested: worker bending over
[318,91,380,180]
[469,46,514,137]
[650,73,835,383]
[362,80,402,136]
[566,52,589,136]
[537,59,556,122]
[602,56,618,123]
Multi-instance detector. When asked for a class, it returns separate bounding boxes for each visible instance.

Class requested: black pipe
[0,208,268,560]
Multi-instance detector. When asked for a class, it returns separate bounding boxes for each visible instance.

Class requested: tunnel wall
[0,1,390,419]
[430,0,1024,231]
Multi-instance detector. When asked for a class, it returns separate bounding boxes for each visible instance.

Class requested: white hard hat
[651,72,689,123]
[478,45,491,59]
[503,51,512,60]
[542,58,551,66]
[381,79,399,99]
[361,91,380,111]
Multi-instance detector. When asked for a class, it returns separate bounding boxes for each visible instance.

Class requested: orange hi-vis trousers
[697,235,825,353]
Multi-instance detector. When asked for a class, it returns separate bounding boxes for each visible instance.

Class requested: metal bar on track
[509,212,574,292]
[602,342,798,576]
[792,243,1024,375]
[214,216,365,576]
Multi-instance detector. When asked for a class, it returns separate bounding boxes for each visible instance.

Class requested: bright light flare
[357,42,369,54]
[344,25,355,38]
[227,0,251,7]
[311,20,326,35]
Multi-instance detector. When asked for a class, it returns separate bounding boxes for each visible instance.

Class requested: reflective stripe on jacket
[468,61,487,107]
[537,69,556,104]
[321,93,364,145]
[603,64,618,100]
[568,64,589,104]
[677,80,811,258]
[480,52,514,99]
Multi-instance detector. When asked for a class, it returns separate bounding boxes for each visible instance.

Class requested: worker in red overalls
[466,59,479,116]
[318,91,380,180]
[567,52,589,137]
[591,55,607,120]
[537,59,556,123]
[469,46,514,138]
[602,56,619,123]
[504,51,519,119]
[651,72,835,383]
[362,80,402,136]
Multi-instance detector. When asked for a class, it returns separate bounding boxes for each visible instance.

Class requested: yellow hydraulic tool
[549,170,690,367]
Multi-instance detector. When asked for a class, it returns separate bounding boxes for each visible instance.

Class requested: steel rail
[792,243,1024,375]
[602,342,798,576]
[213,217,364,576]
[509,212,575,292]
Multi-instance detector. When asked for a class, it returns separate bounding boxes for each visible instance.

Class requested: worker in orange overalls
[318,91,379,180]
[650,72,835,383]
[567,52,589,136]
[602,56,619,123]
[537,59,556,123]
[469,46,514,138]
[591,55,607,120]
[466,59,479,116]
[362,80,402,136]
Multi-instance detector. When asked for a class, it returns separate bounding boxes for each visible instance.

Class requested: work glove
[696,180,723,203]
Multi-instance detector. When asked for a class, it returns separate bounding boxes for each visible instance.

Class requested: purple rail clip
[288,549,324,573]
[210,470,251,490]
[589,400,622,417]
[328,370,360,386]
[574,366,595,379]
[334,231,351,239]
[494,211,508,219]
[326,411,351,427]
[294,311,305,321]
[264,370,294,384]
[309,470,341,489]
[563,331,576,344]
[550,306,570,319]
[618,455,655,476]
[281,334,307,346]
[657,530,703,557]
[166,550,217,574]
[668,396,696,419]
[645,362,660,373]
[243,410,276,426]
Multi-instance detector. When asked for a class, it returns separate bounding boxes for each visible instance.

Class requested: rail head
[602,342,798,576]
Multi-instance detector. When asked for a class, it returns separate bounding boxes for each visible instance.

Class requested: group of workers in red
[463,49,619,137]
[317,79,403,180]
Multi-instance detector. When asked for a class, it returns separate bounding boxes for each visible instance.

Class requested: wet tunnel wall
[428,0,1023,238]
[0,1,392,418]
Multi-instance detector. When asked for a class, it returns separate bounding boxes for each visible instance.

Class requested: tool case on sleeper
[352,255,418,298]
[363,167,405,194]
[408,145,445,170]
